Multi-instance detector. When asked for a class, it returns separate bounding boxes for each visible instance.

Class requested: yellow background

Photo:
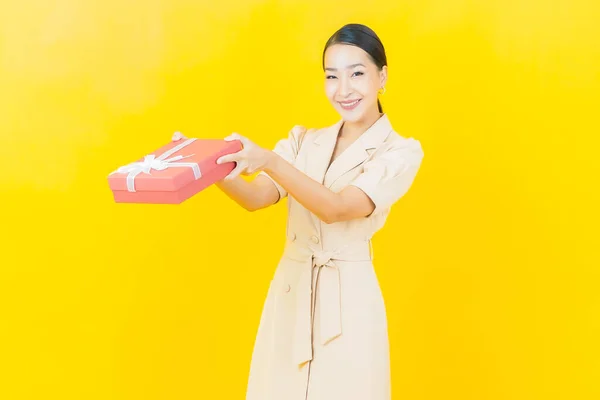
[1,0,599,399]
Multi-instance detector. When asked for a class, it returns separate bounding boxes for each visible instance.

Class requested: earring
[379,86,386,95]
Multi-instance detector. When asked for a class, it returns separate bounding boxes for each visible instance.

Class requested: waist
[282,237,373,264]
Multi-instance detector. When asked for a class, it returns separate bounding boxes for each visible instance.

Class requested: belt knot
[312,250,338,267]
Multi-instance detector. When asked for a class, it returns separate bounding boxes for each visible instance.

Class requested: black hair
[322,24,387,113]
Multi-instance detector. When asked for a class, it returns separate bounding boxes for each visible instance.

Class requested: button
[289,232,296,241]
[311,235,320,244]
[285,284,291,293]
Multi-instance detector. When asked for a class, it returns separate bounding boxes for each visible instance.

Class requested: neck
[340,109,383,140]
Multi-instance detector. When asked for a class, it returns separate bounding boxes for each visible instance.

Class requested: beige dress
[247,114,424,400]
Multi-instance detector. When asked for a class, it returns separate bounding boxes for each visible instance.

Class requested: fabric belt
[284,240,372,366]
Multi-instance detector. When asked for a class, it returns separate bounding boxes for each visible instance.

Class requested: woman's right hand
[172,131,187,141]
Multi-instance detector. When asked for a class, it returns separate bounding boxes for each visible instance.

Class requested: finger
[224,132,241,142]
[172,131,186,141]
[237,135,251,146]
[224,162,246,181]
[216,152,241,165]
[225,132,251,146]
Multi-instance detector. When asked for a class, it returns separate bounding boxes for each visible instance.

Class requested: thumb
[224,132,241,141]
[225,132,251,147]
[172,131,187,141]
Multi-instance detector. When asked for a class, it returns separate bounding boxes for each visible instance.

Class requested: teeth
[342,100,360,107]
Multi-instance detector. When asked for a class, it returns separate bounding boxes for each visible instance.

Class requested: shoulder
[285,121,334,147]
[289,117,346,142]
[288,124,319,142]
[375,130,424,164]
[355,129,425,179]
[386,130,423,151]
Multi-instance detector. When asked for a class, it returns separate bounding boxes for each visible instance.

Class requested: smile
[339,99,361,110]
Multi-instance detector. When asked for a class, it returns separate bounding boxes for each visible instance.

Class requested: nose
[337,75,351,97]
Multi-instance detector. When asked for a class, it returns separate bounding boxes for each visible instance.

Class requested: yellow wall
[1,1,598,399]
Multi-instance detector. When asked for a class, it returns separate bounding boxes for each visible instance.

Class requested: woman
[175,23,424,400]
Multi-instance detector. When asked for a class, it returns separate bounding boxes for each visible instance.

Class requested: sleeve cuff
[348,177,382,215]
[258,171,286,203]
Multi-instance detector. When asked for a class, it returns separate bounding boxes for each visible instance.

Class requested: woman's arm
[216,130,375,223]
[215,174,279,211]
[262,138,426,223]
[262,152,375,223]
[216,130,423,223]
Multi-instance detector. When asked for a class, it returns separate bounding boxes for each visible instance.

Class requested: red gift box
[108,137,242,204]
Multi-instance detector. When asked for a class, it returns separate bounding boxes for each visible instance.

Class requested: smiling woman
[1,0,598,398]
[175,23,424,400]
[323,24,388,117]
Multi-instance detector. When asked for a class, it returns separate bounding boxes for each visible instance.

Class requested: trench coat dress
[246,114,424,400]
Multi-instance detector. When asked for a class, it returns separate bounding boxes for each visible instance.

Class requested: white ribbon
[110,137,202,192]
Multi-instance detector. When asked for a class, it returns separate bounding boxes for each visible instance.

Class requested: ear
[379,65,388,87]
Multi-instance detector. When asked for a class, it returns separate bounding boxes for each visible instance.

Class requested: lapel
[316,114,394,188]
[302,119,343,186]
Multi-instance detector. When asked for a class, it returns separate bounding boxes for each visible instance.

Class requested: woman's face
[323,44,387,123]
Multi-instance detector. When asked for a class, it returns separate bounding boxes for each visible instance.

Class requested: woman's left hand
[216,133,274,180]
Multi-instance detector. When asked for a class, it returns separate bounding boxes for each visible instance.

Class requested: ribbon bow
[110,137,202,192]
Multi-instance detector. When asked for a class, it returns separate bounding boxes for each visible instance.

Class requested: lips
[339,99,362,110]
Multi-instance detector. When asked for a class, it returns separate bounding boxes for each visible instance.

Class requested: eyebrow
[324,63,366,71]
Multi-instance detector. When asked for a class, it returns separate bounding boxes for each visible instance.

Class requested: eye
[326,75,337,79]
[352,71,364,77]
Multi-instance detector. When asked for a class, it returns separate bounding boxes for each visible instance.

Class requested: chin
[337,109,367,123]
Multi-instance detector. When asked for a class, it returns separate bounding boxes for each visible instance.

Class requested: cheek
[325,81,338,99]
[358,79,378,97]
